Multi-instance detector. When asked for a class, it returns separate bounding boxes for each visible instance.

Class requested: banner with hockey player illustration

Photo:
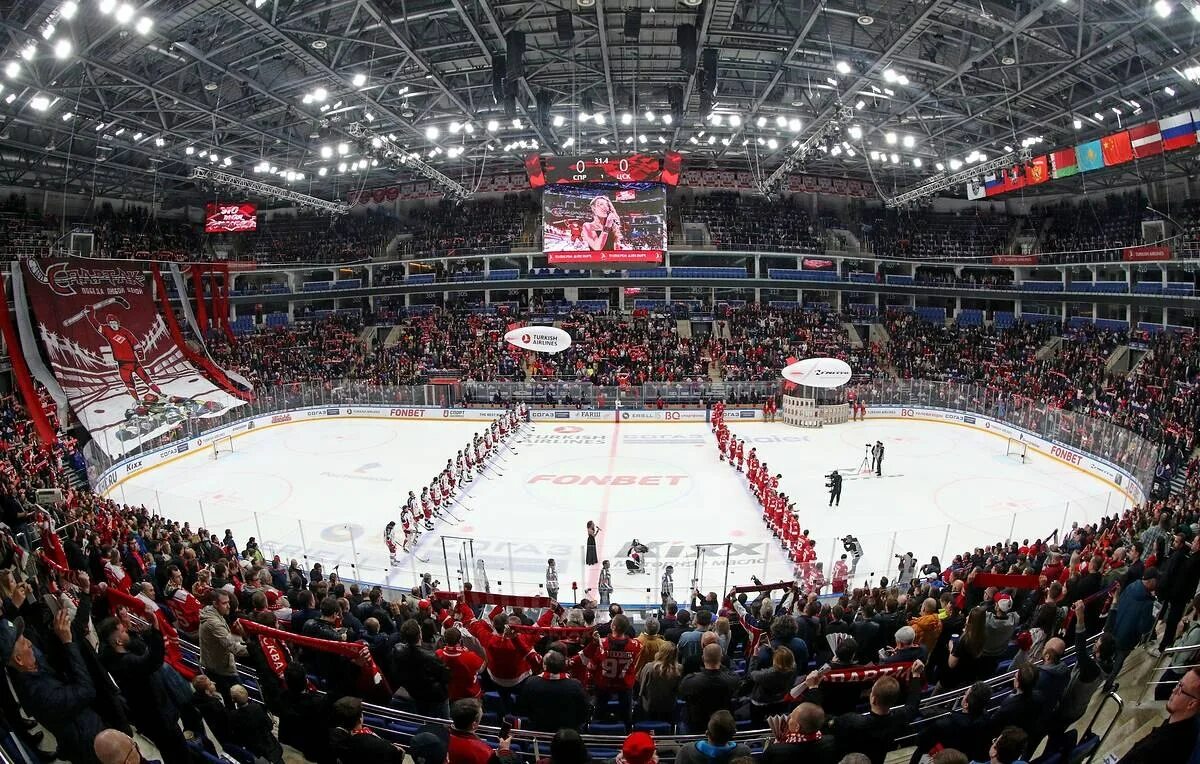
[22,258,248,458]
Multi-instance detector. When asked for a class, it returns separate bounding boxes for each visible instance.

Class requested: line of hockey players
[385,404,528,563]
[710,401,825,594]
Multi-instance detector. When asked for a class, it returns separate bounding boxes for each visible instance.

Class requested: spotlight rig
[188,167,350,214]
[347,122,470,202]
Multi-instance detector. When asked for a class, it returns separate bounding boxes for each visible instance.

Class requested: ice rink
[110,416,1131,605]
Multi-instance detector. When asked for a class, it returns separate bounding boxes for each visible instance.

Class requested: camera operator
[871,441,884,476]
[841,535,864,573]
[826,470,843,507]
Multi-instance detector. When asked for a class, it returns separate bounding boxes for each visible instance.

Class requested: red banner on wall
[21,258,247,458]
[1122,245,1172,262]
[993,253,1041,265]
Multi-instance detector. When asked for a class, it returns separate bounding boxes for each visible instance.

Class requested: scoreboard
[526,152,682,188]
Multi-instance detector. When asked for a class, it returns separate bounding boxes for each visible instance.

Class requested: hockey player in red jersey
[85,307,163,401]
[582,614,642,726]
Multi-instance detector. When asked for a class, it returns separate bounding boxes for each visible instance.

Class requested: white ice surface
[112,418,1127,605]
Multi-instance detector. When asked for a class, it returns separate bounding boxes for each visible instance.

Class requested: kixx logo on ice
[504,326,572,354]
[26,259,144,297]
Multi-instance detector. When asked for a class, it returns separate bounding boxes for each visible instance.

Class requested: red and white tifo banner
[1122,245,1172,262]
[21,258,248,458]
[546,249,665,265]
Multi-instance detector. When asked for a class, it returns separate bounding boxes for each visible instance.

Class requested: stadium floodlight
[885,131,897,144]
[53,39,72,59]
[98,0,116,14]
[836,61,851,75]
[847,125,863,140]
[1155,0,1172,18]
[728,114,742,127]
[60,1,78,19]
[756,116,766,127]
[902,135,915,148]
[115,3,134,24]
[190,166,349,213]
[425,126,439,141]
[135,16,152,35]
[30,95,50,111]
[486,119,499,132]
[351,73,366,87]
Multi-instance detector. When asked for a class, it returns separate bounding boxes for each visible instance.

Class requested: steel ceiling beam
[448,0,558,152]
[763,0,958,194]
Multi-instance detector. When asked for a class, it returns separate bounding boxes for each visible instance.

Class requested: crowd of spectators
[393,197,536,259]
[679,193,824,253]
[231,209,402,264]
[860,208,1012,261]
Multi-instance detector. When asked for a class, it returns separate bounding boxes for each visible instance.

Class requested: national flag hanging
[1128,121,1163,158]
[966,180,986,200]
[1100,131,1133,166]
[989,165,1024,196]
[983,173,1003,193]
[1075,139,1104,172]
[1050,148,1078,178]
[1160,111,1197,151]
[1026,155,1049,185]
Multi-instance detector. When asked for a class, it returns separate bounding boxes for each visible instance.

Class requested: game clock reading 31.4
[527,152,682,187]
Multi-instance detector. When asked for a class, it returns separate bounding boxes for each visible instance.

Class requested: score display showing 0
[574,157,631,181]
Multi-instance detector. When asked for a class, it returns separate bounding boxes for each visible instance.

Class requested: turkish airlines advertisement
[21,258,247,457]
[204,202,258,234]
[542,182,666,266]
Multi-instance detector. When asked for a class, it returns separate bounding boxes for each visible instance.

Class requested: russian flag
[1128,121,1162,158]
[1160,111,1196,151]
[983,173,1003,193]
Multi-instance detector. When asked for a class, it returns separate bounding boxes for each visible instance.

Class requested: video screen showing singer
[542,182,666,255]
[582,195,624,251]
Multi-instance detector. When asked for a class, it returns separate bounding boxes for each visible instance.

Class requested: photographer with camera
[871,441,885,476]
[841,535,864,574]
[826,470,842,507]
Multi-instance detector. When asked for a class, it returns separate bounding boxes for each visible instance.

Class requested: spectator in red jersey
[447,698,493,764]
[437,627,484,700]
[584,614,642,728]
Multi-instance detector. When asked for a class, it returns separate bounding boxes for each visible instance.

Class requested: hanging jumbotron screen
[542,182,666,267]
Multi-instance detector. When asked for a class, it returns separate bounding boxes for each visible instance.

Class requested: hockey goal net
[1005,437,1028,462]
[211,435,235,459]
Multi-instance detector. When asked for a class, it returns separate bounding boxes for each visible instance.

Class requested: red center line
[584,419,621,597]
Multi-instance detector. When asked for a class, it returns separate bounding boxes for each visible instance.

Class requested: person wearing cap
[3,610,106,764]
[979,593,1018,678]
[611,730,658,764]
[674,710,751,764]
[1105,566,1159,692]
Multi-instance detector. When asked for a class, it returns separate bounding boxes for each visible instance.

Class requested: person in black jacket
[909,681,995,764]
[328,696,404,764]
[678,643,741,734]
[388,619,450,719]
[516,650,590,731]
[1159,533,1200,652]
[988,663,1041,755]
[821,659,926,764]
[228,684,284,764]
[4,610,106,764]
[97,616,189,764]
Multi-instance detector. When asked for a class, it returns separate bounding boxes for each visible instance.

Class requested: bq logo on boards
[900,408,915,417]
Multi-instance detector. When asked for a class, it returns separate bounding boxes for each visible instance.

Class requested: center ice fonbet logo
[524,455,693,510]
